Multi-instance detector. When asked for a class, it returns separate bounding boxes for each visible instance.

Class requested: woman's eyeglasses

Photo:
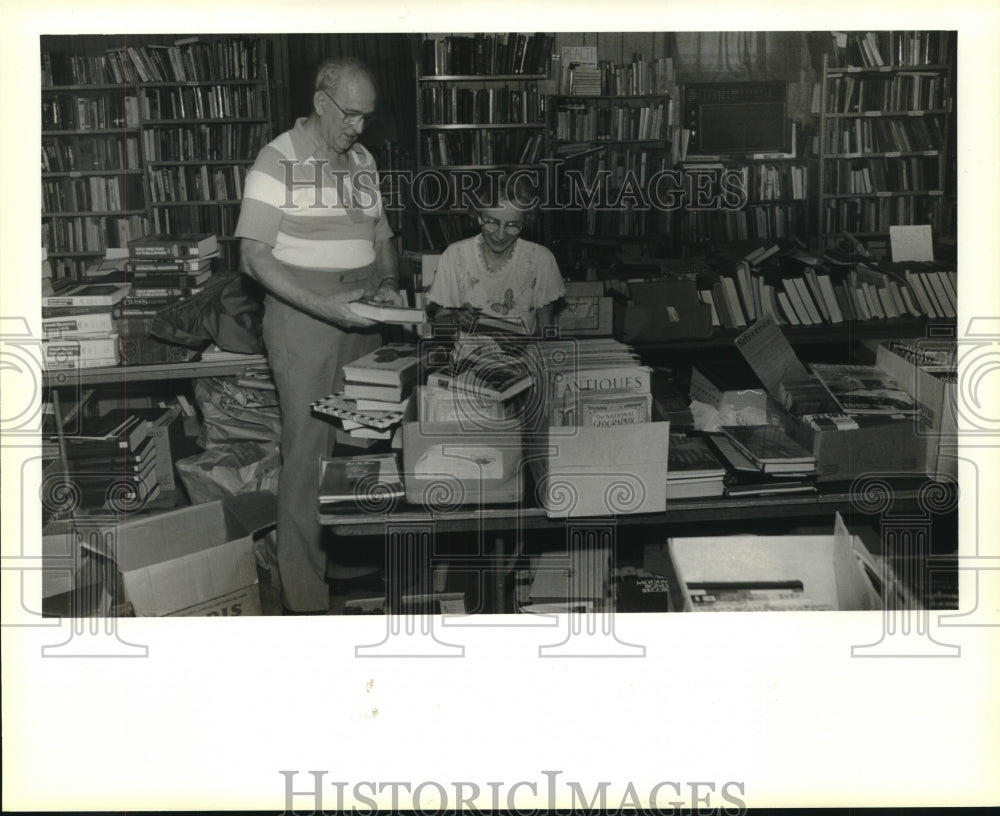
[323,90,375,127]
[479,216,523,235]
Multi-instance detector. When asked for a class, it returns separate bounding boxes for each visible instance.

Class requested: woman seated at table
[426,173,565,336]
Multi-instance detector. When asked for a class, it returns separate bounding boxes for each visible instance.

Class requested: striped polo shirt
[235,117,392,270]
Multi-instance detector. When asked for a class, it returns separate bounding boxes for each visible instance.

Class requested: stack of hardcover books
[666,433,726,499]
[54,408,161,512]
[703,425,817,497]
[41,282,130,370]
[312,343,419,443]
[116,233,218,364]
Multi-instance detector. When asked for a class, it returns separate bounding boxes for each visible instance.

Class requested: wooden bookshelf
[40,35,277,277]
[414,34,554,252]
[816,32,956,248]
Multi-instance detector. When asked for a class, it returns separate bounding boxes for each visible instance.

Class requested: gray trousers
[262,262,381,612]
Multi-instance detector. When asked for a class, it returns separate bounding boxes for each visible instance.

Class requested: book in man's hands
[318,454,404,507]
[720,424,816,475]
[348,299,425,324]
[809,363,918,415]
[341,343,419,387]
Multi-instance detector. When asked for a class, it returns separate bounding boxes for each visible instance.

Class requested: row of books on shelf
[147,164,246,204]
[42,136,141,173]
[823,155,940,195]
[554,55,677,98]
[420,86,545,126]
[696,248,957,331]
[821,196,953,236]
[138,84,268,121]
[822,114,945,155]
[421,130,544,167]
[42,175,146,215]
[148,205,241,247]
[734,162,809,202]
[680,205,806,245]
[141,122,270,163]
[42,38,271,87]
[553,101,668,142]
[42,94,141,131]
[421,33,554,77]
[824,71,949,115]
[43,215,149,255]
[552,207,674,240]
[820,30,953,70]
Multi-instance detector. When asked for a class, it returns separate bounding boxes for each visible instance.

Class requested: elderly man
[236,57,400,614]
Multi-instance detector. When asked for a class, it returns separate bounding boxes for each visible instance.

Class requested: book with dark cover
[617,571,673,613]
[341,343,419,387]
[720,424,816,474]
[810,363,919,415]
[667,434,726,481]
[60,410,149,455]
[318,454,403,506]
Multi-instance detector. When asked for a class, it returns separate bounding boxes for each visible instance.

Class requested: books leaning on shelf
[809,363,919,416]
[318,454,404,510]
[347,299,425,325]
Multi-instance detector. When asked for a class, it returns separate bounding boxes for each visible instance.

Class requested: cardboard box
[611,279,713,343]
[80,492,277,616]
[402,419,524,505]
[41,521,113,617]
[531,420,671,518]
[875,343,958,479]
[665,514,888,611]
[777,410,923,482]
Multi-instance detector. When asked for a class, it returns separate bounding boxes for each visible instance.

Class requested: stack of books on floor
[52,408,161,514]
[41,282,129,370]
[318,452,404,515]
[312,343,418,444]
[703,424,817,497]
[118,232,219,364]
[666,433,726,499]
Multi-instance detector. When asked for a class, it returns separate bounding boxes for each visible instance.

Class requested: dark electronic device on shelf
[684,80,789,155]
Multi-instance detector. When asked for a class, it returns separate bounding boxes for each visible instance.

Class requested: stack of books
[312,343,419,442]
[41,282,130,370]
[118,233,219,364]
[426,334,536,405]
[666,433,726,499]
[809,363,919,416]
[54,408,161,512]
[703,426,817,497]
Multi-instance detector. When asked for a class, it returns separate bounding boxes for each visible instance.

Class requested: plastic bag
[194,376,281,448]
[175,440,281,504]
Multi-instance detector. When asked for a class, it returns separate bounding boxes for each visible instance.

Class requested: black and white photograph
[3,1,999,812]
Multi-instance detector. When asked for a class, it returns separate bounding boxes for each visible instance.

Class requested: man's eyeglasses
[479,216,523,235]
[322,90,375,127]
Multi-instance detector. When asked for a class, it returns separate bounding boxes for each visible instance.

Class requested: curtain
[282,33,418,154]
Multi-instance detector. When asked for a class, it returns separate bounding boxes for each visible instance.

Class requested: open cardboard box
[80,491,277,616]
[665,513,905,611]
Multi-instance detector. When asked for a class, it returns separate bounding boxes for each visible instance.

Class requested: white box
[665,514,893,612]
[532,421,670,518]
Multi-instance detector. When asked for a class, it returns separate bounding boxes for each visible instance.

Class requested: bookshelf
[547,93,674,270]
[815,31,956,249]
[41,36,276,278]
[414,34,553,252]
